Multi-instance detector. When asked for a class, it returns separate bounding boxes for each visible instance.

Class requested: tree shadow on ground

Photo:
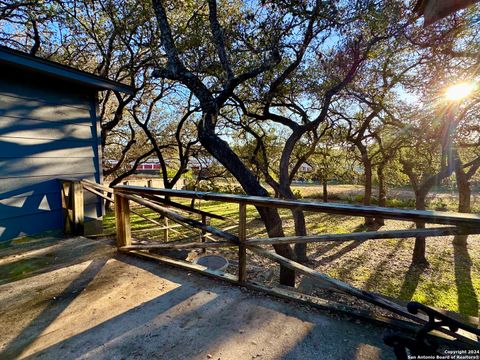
[364,240,405,292]
[309,241,344,259]
[314,241,367,266]
[0,257,108,359]
[398,262,428,301]
[0,237,113,285]
[0,250,391,359]
[454,242,479,318]
[5,252,392,360]
[308,222,373,267]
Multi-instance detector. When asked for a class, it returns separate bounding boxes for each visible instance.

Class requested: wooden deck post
[164,217,169,242]
[201,214,208,253]
[238,202,247,283]
[114,190,131,247]
[60,180,84,235]
[60,180,72,234]
[71,181,85,235]
[60,180,85,235]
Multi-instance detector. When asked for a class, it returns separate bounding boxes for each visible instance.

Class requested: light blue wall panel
[0,69,102,242]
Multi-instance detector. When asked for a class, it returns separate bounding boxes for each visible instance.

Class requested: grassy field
[291,183,480,212]
[103,185,480,319]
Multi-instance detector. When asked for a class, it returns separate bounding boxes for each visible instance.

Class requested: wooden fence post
[71,181,85,235]
[164,217,169,242]
[61,180,72,234]
[201,214,207,253]
[238,202,247,283]
[114,190,131,247]
[60,180,84,236]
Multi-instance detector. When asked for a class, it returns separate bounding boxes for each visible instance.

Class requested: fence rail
[59,179,480,346]
[116,185,480,227]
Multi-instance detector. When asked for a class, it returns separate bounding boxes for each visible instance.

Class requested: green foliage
[292,189,302,199]
[429,197,453,212]
[181,170,194,180]
[183,179,244,194]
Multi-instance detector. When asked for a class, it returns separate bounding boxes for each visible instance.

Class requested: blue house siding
[0,70,102,242]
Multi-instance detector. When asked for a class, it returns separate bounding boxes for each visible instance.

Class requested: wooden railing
[60,179,85,235]
[60,180,480,346]
[60,179,222,241]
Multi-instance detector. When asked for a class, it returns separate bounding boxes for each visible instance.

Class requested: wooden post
[164,217,169,242]
[201,214,207,253]
[238,202,247,283]
[71,181,84,235]
[114,190,131,247]
[61,180,72,234]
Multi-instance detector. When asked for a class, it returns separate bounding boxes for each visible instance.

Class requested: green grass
[104,195,480,318]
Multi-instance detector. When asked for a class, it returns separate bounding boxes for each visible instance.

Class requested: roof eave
[0,46,134,95]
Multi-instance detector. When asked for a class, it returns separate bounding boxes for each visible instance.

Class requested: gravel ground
[0,236,396,360]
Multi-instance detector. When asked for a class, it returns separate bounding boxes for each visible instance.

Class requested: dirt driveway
[0,236,396,359]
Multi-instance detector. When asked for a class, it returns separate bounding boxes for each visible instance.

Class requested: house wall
[0,69,102,242]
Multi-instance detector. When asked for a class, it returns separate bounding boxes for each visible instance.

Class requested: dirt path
[0,236,396,359]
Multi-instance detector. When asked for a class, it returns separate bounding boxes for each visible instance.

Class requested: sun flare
[444,82,475,101]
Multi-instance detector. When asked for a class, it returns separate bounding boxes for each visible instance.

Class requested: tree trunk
[322,177,328,202]
[281,186,309,263]
[256,206,297,284]
[362,154,375,227]
[413,193,429,266]
[453,168,471,246]
[401,149,457,266]
[375,165,386,226]
[292,209,308,263]
[457,172,471,213]
[198,114,296,286]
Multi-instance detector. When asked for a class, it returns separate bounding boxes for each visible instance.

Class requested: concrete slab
[0,236,396,359]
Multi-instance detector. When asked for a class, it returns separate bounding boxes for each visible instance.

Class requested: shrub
[428,198,449,211]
